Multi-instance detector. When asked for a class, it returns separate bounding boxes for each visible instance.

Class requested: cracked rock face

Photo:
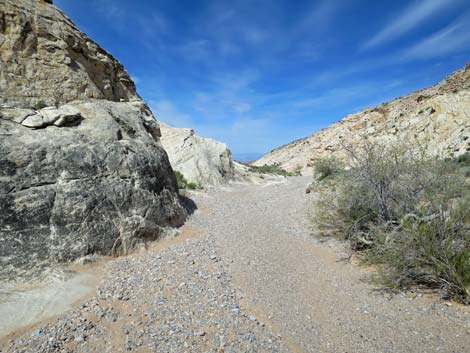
[0,101,187,280]
[159,122,235,186]
[255,68,470,174]
[0,0,187,280]
[0,0,138,108]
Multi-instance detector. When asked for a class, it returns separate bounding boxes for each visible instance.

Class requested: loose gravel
[1,176,469,353]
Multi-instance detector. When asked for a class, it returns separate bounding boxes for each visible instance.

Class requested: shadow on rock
[179,194,198,216]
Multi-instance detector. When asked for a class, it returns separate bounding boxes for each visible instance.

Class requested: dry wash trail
[2,177,470,353]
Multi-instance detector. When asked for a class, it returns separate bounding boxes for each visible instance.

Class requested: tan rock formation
[159,122,234,186]
[254,68,470,174]
[0,0,138,108]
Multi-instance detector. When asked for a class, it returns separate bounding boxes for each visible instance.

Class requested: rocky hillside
[159,122,234,187]
[0,0,186,279]
[254,67,470,174]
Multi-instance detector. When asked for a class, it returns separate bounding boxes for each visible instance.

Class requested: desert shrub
[249,163,294,177]
[313,141,470,302]
[367,200,470,301]
[457,152,470,165]
[33,100,47,110]
[313,157,344,181]
[186,181,203,190]
[175,171,203,190]
[456,153,470,178]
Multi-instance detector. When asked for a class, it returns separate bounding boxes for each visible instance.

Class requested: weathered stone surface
[0,0,139,108]
[159,122,234,186]
[255,68,470,174]
[0,101,187,279]
[0,108,35,123]
[0,0,187,279]
[20,114,43,128]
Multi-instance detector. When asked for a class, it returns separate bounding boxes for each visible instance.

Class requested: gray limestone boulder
[0,101,187,279]
[0,100,187,279]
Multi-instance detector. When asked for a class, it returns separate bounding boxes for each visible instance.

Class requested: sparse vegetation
[33,100,47,110]
[293,164,303,176]
[313,142,470,303]
[313,157,344,181]
[175,171,203,190]
[456,152,470,178]
[249,163,296,177]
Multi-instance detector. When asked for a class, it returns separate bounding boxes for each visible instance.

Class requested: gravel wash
[1,176,470,353]
[190,177,470,353]
[0,226,282,353]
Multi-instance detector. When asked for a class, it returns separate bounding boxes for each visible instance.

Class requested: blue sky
[56,0,470,156]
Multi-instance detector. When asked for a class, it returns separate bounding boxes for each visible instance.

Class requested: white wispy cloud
[231,117,270,133]
[402,12,470,60]
[92,0,126,20]
[192,70,259,119]
[149,100,193,128]
[363,0,460,50]
[176,39,211,60]
[130,75,141,84]
[294,0,345,34]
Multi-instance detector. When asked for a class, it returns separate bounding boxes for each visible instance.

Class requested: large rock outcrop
[159,122,234,186]
[0,0,138,108]
[0,0,186,279]
[255,68,470,174]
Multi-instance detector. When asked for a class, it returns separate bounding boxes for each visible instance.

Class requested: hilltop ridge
[254,67,470,174]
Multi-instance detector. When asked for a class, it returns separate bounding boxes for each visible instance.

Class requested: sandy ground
[1,176,469,353]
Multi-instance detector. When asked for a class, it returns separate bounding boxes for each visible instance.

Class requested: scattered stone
[75,254,101,265]
[21,114,43,128]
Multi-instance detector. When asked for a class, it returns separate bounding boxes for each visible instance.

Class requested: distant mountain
[254,67,470,174]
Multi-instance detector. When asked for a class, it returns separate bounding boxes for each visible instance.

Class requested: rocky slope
[0,0,186,279]
[254,67,470,174]
[159,122,234,186]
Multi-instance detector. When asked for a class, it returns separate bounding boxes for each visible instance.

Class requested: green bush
[367,202,470,300]
[33,100,47,110]
[313,141,470,302]
[456,153,470,177]
[313,157,344,181]
[186,181,203,190]
[249,163,295,177]
[457,152,470,166]
[175,171,203,190]
[293,164,303,176]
